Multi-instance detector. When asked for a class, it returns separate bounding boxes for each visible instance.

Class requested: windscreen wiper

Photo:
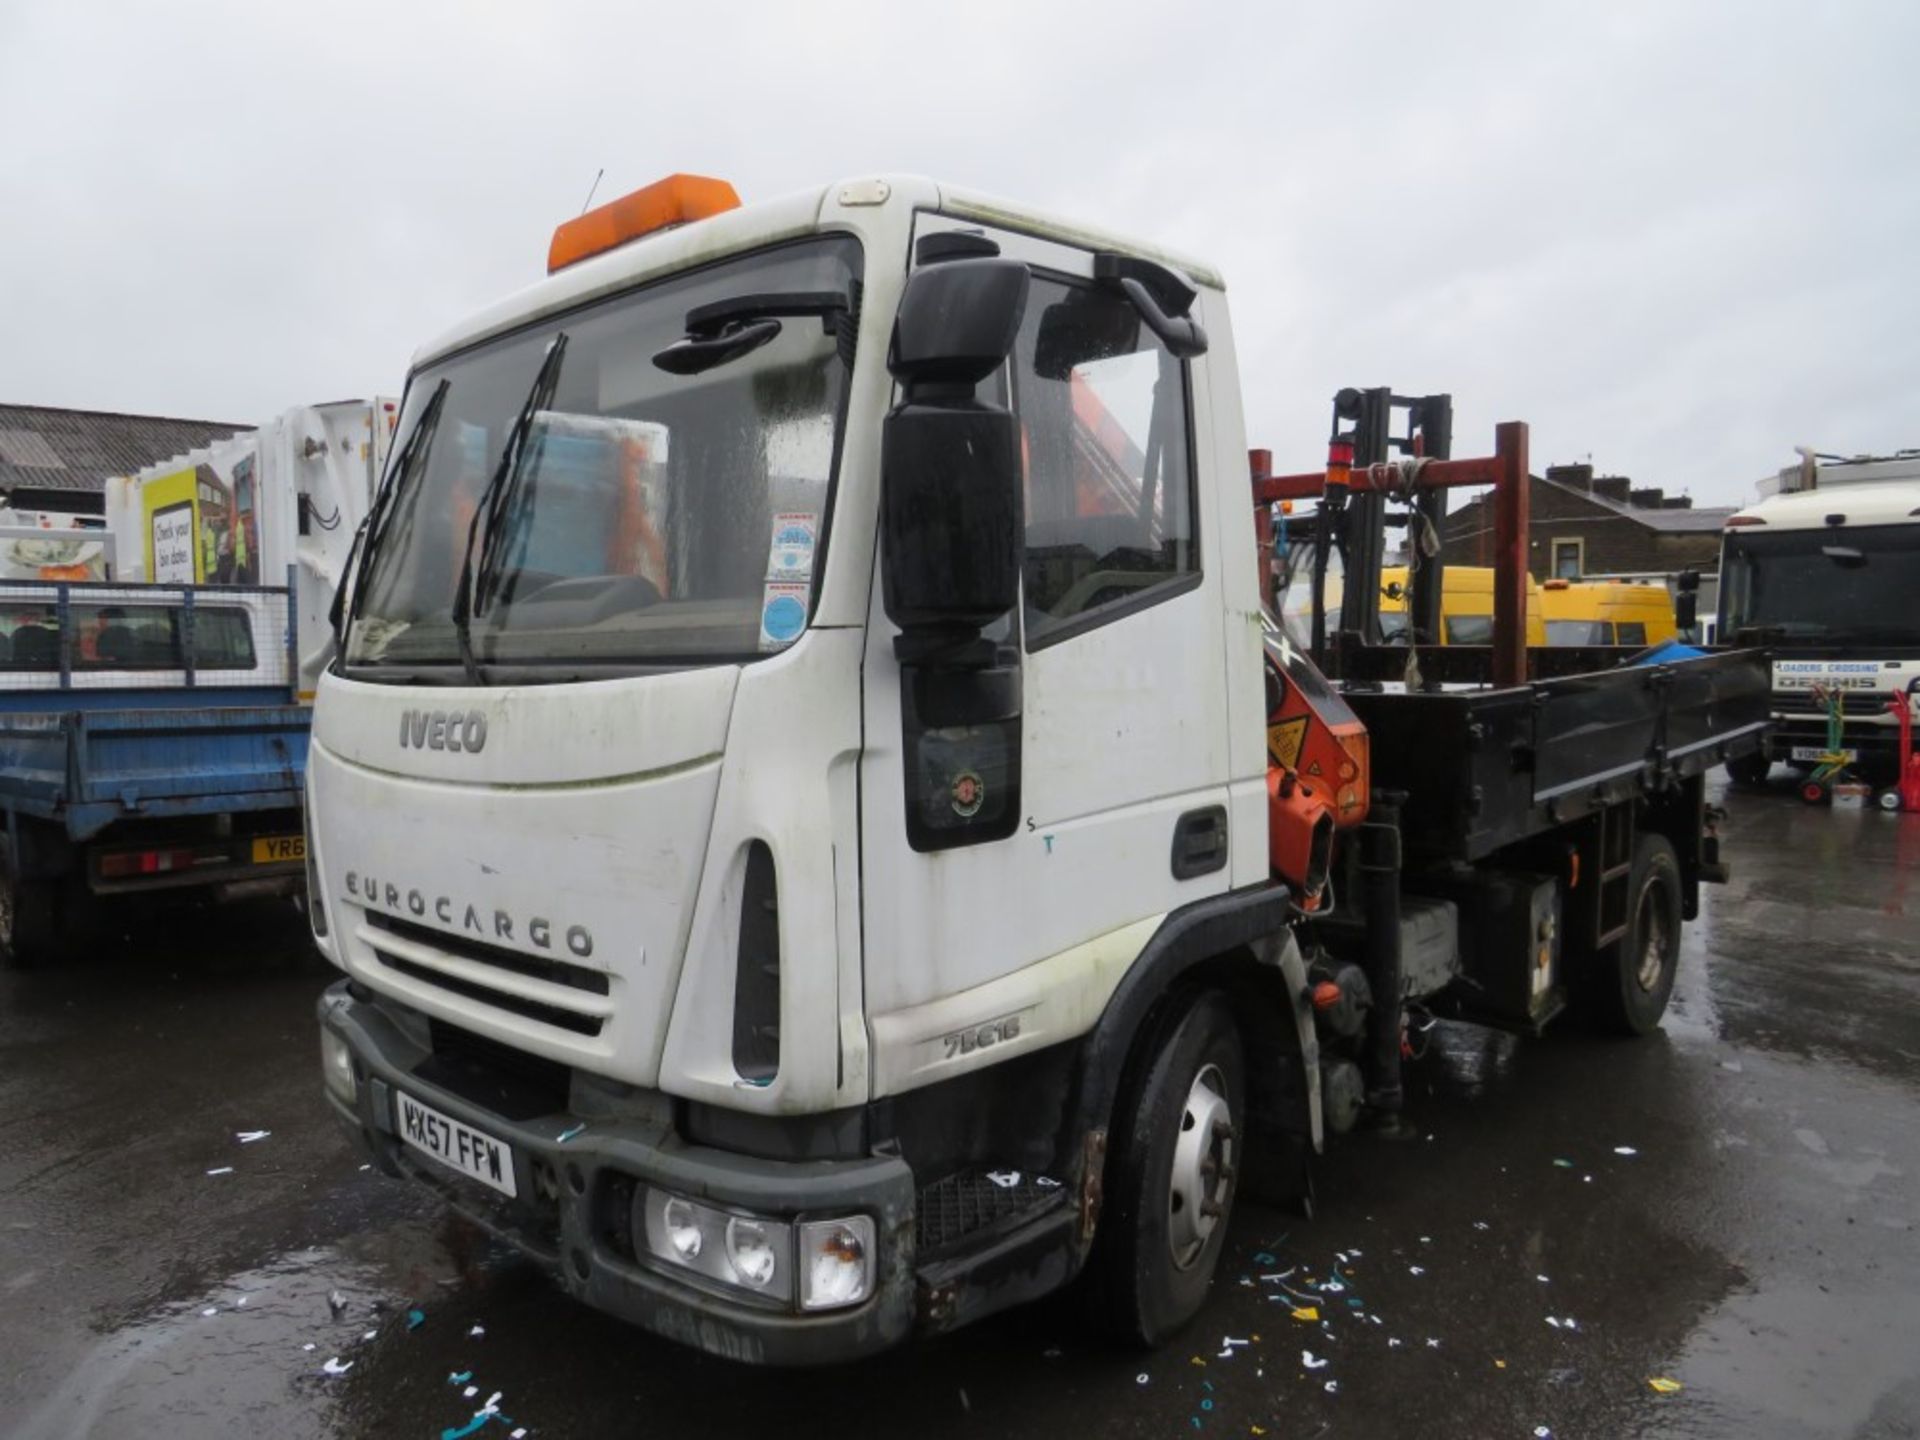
[652,289,851,375]
[451,334,568,685]
[344,378,450,635]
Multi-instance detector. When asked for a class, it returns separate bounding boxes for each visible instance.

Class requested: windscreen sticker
[766,511,818,582]
[759,581,811,651]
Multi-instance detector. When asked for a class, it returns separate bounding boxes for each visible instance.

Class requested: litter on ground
[236,1130,270,1143]
[206,1167,234,1177]
[1649,1377,1684,1395]
[320,1357,353,1377]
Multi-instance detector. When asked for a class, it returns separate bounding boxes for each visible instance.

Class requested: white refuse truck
[104,399,397,695]
[307,174,1761,1363]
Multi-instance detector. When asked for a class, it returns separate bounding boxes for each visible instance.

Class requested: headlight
[638,1189,792,1304]
[661,1198,704,1261]
[635,1191,876,1311]
[320,1026,356,1104]
[799,1216,875,1311]
[726,1217,780,1290]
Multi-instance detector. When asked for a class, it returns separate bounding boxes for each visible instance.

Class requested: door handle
[1171,805,1228,880]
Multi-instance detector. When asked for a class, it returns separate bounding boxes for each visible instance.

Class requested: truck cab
[1719,473,1920,783]
[310,175,1282,1362]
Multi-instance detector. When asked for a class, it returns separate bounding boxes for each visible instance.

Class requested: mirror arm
[1113,276,1208,360]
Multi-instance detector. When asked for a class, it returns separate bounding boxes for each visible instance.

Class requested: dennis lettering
[399,709,488,754]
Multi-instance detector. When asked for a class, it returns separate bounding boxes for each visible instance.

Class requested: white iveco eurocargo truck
[310,173,1296,1362]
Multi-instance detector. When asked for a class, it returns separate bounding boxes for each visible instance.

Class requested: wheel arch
[1068,885,1321,1215]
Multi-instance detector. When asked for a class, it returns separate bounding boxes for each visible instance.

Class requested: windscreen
[346,236,861,676]
[1721,524,1920,646]
[1546,619,1612,646]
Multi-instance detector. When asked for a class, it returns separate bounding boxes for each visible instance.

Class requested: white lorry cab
[309,174,1760,1363]
[1719,455,1920,784]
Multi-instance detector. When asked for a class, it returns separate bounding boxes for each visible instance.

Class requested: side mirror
[880,257,1030,655]
[1674,591,1698,634]
[1672,566,1700,637]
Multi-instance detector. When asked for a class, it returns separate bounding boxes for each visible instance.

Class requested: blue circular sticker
[762,594,807,644]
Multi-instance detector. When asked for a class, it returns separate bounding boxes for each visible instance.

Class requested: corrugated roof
[0,404,252,497]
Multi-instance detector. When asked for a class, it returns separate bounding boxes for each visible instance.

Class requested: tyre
[1089,990,1245,1346]
[1725,751,1771,787]
[1585,833,1682,1036]
[0,864,62,970]
[1800,779,1829,805]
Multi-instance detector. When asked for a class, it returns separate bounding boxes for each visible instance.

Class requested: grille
[373,951,605,1036]
[367,910,609,995]
[916,1169,1064,1255]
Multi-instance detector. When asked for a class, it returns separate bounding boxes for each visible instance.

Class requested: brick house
[1440,463,1733,580]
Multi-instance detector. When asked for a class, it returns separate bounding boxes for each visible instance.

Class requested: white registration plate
[1790,746,1857,763]
[395,1091,517,1198]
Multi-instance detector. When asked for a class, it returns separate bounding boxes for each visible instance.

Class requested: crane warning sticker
[766,511,818,582]
[1267,717,1308,771]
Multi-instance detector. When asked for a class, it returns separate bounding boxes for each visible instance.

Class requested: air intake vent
[731,841,781,1083]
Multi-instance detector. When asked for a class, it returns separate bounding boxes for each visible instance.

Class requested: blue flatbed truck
[0,575,311,966]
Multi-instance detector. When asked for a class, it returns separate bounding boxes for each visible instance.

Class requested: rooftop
[1537,472,1736,532]
[0,404,252,498]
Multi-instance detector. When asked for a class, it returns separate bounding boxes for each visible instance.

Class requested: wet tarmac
[3,776,1916,1439]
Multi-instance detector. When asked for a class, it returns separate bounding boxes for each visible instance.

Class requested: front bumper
[318,981,918,1365]
[1763,712,1905,768]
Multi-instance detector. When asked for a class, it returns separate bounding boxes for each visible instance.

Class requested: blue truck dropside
[0,575,311,965]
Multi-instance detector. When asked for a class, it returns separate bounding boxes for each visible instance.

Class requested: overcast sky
[2,1,1914,507]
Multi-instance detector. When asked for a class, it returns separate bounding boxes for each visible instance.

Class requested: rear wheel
[0,864,62,970]
[1725,751,1771,787]
[1585,833,1682,1036]
[1089,991,1245,1347]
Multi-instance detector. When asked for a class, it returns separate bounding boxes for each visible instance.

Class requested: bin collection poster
[140,452,260,586]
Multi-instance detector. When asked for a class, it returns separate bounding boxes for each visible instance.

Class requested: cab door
[859,215,1236,1091]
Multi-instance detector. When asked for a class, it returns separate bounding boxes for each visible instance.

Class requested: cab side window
[1009,274,1198,648]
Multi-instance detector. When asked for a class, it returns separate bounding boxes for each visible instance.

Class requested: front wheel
[1089,991,1245,1347]
[1584,833,1682,1036]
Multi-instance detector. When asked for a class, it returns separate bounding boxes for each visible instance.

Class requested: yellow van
[1380,566,1547,646]
[1538,579,1676,648]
